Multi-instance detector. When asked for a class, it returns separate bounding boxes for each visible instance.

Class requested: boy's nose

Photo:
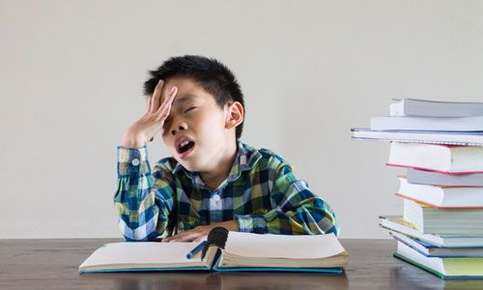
[171,124,186,136]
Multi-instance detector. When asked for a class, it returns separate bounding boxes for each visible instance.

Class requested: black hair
[143,55,245,139]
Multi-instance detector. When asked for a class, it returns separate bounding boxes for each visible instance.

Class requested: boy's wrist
[121,130,146,148]
[218,220,238,232]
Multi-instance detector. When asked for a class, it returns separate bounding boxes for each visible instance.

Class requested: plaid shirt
[114,141,339,241]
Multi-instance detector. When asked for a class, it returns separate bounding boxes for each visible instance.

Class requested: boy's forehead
[165,76,200,91]
[165,76,214,104]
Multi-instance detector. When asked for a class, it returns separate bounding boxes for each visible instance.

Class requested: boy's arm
[235,162,339,236]
[113,146,174,241]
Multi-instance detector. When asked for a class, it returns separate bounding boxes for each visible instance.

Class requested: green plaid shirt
[114,141,339,241]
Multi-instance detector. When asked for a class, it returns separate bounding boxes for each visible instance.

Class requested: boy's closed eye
[184,106,196,113]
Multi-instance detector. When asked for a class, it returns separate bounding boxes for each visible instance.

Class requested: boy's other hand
[162,220,238,243]
[121,79,178,148]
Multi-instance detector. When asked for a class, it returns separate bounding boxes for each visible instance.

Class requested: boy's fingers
[177,233,197,242]
[149,79,164,113]
[170,232,190,242]
[164,230,201,242]
[146,96,153,113]
[155,99,173,122]
[185,230,206,242]
[163,231,183,242]
[163,226,207,242]
[156,86,177,115]
[193,237,205,243]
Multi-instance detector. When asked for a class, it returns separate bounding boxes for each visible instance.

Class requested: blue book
[79,231,348,274]
[391,231,483,257]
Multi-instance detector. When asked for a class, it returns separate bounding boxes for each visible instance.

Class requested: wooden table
[1,238,482,289]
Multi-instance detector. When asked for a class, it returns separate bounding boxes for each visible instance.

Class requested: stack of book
[352,98,483,280]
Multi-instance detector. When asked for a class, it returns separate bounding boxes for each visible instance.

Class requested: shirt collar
[172,140,262,188]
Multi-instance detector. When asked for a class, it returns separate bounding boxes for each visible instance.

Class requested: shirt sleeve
[113,146,175,241]
[235,162,339,236]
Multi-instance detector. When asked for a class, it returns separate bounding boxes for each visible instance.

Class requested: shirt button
[131,158,140,166]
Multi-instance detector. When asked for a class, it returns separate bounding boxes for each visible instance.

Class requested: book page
[80,242,202,268]
[224,232,345,259]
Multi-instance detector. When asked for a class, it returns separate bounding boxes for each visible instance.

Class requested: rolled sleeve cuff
[235,214,267,234]
[117,145,149,176]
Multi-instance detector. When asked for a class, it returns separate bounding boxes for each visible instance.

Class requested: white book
[79,241,210,272]
[390,98,483,118]
[403,198,483,236]
[79,231,348,274]
[379,216,483,248]
[371,115,483,132]
[396,177,483,208]
[350,128,483,147]
[387,142,483,174]
[407,168,483,187]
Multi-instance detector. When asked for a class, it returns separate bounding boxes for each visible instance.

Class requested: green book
[395,240,483,280]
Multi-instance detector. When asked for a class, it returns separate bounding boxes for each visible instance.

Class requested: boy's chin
[175,159,199,172]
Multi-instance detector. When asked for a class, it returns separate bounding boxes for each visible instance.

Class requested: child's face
[161,77,233,172]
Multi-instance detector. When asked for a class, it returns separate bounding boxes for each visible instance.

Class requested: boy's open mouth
[176,137,196,158]
[177,140,195,154]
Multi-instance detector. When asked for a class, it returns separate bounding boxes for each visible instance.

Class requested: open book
[79,228,348,274]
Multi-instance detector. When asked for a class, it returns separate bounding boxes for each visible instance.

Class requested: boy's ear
[224,101,244,130]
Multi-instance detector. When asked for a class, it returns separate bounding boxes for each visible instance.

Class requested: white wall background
[1,0,483,238]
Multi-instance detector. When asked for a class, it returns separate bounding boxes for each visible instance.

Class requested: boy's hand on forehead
[150,79,176,115]
[120,79,178,148]
[162,220,238,243]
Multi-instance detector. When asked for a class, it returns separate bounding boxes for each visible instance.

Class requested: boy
[114,55,338,242]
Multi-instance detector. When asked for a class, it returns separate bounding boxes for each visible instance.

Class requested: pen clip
[201,227,229,260]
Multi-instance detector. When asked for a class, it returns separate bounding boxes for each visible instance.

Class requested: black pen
[186,241,207,259]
